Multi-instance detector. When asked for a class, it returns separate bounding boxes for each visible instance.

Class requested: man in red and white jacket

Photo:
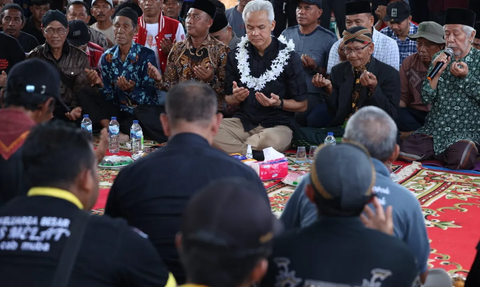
[134,0,185,74]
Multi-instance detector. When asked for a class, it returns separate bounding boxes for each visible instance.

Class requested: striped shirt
[327,28,400,74]
[381,23,419,64]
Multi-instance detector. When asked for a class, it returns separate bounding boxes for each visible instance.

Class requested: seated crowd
[0,0,480,286]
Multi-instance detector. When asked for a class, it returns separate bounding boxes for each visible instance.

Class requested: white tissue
[262,147,286,162]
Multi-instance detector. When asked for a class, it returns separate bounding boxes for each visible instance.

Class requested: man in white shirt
[90,0,115,46]
[134,0,185,73]
[326,0,399,74]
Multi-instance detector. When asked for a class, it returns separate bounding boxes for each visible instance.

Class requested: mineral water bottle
[108,116,120,154]
[80,114,92,134]
[246,144,253,159]
[324,132,336,146]
[130,120,144,159]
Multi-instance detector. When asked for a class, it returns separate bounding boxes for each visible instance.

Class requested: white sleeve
[381,37,400,71]
[327,40,341,74]
[175,23,186,42]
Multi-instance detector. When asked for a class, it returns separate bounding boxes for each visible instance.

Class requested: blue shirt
[380,23,419,65]
[280,158,430,274]
[100,42,160,114]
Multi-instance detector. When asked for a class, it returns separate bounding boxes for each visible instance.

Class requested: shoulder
[88,42,104,53]
[89,214,151,243]
[401,53,418,68]
[332,60,350,73]
[282,26,298,35]
[374,57,399,74]
[313,26,336,39]
[69,44,88,58]
[164,15,181,26]
[380,26,392,35]
[28,44,45,56]
[139,45,156,57]
[20,31,36,40]
[225,6,236,15]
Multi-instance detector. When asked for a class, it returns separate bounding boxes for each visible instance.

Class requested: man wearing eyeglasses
[27,10,89,123]
[320,25,400,128]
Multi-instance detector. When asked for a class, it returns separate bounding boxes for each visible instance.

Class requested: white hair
[344,106,397,162]
[242,0,274,24]
[463,25,477,42]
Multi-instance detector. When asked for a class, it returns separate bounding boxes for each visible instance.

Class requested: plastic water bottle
[80,114,92,134]
[324,132,336,146]
[108,116,120,154]
[130,120,144,159]
[246,144,253,159]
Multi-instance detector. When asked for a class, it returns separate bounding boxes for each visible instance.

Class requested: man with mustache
[400,8,480,170]
[380,1,418,64]
[90,0,115,45]
[162,0,185,31]
[1,3,39,52]
[396,21,444,135]
[21,0,49,44]
[134,0,185,73]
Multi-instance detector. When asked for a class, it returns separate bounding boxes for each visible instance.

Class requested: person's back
[263,218,420,286]
[104,81,268,284]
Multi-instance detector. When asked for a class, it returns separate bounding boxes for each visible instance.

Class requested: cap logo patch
[73,30,81,36]
[26,85,35,93]
[391,8,397,17]
[40,85,46,94]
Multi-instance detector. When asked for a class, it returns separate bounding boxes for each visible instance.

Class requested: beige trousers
[213,118,293,154]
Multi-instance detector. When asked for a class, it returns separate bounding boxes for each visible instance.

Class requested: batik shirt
[417,47,480,154]
[100,42,160,114]
[380,23,418,64]
[161,35,228,109]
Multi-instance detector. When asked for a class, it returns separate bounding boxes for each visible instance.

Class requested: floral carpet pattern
[92,145,479,276]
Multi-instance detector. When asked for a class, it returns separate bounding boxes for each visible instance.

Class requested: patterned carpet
[92,147,479,277]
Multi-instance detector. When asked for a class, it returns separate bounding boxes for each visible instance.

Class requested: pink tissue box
[251,158,288,181]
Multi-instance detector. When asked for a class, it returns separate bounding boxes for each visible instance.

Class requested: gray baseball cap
[309,142,376,213]
[92,0,113,8]
[296,0,322,9]
[408,21,445,44]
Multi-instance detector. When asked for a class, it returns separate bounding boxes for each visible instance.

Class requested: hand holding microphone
[427,48,453,81]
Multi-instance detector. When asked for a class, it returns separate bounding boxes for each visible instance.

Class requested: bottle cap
[111,116,117,120]
[327,132,334,136]
[83,114,89,118]
[133,120,139,124]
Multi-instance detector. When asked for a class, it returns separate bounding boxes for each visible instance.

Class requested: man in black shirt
[1,4,39,52]
[105,81,268,284]
[0,32,24,87]
[22,0,49,44]
[213,0,307,159]
[261,143,422,287]
[0,121,175,287]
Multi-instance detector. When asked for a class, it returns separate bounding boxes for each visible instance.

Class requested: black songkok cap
[41,10,68,28]
[345,0,371,16]
[115,7,138,25]
[445,8,477,28]
[209,11,228,33]
[191,0,217,19]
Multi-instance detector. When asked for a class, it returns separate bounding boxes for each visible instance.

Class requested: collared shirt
[0,187,173,286]
[100,42,160,114]
[226,37,308,131]
[381,23,418,64]
[327,28,400,74]
[417,48,480,154]
[400,53,430,112]
[105,132,268,284]
[21,16,45,44]
[162,35,228,106]
[280,158,430,275]
[89,26,109,51]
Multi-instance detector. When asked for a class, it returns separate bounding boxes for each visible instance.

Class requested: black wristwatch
[274,99,284,109]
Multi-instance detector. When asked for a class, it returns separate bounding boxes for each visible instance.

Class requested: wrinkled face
[113,15,136,45]
[344,41,374,68]
[43,20,68,49]
[140,0,162,18]
[30,4,50,23]
[416,37,443,65]
[91,0,114,23]
[67,4,90,23]
[185,8,212,37]
[2,9,24,38]
[445,24,474,57]
[345,13,373,31]
[388,17,410,37]
[245,10,275,51]
[296,1,322,27]
[210,26,231,45]
[162,0,180,19]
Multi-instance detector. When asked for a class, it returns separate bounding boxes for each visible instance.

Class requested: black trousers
[272,0,297,37]
[319,0,346,37]
[78,88,168,143]
[396,107,428,132]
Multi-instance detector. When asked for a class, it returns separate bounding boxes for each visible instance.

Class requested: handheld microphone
[427,48,454,81]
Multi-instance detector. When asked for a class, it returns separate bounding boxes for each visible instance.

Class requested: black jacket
[327,56,401,127]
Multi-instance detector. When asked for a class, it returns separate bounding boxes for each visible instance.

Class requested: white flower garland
[235,35,295,92]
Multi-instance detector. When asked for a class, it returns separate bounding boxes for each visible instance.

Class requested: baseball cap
[5,59,70,111]
[309,142,376,213]
[408,21,445,44]
[92,0,114,8]
[383,1,410,23]
[67,20,90,47]
[296,0,322,9]
[180,179,282,252]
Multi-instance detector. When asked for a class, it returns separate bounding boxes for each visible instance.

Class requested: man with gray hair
[210,10,240,51]
[213,0,307,158]
[104,81,268,284]
[400,8,480,170]
[280,106,430,284]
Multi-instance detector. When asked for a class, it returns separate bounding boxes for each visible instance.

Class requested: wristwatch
[274,98,284,109]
